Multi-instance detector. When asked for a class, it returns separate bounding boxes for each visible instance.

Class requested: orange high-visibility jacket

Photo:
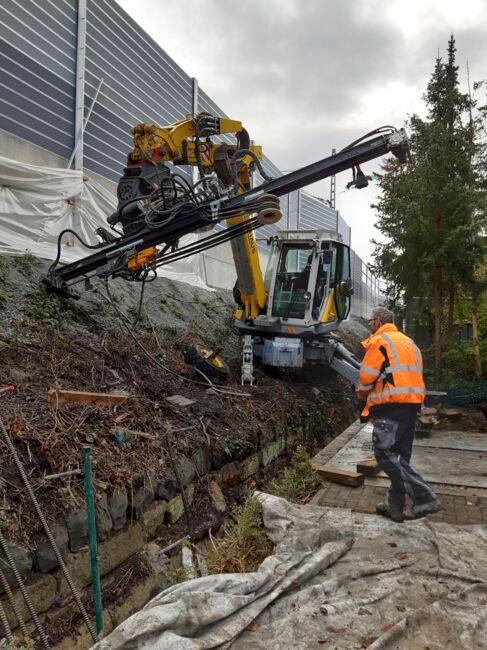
[356,323,425,417]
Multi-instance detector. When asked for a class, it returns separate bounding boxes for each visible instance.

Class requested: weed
[204,301,220,315]
[97,300,111,316]
[224,310,236,329]
[205,496,272,574]
[28,291,72,324]
[0,258,8,281]
[223,436,241,461]
[267,445,320,503]
[187,321,203,339]
[127,306,148,324]
[161,324,180,337]
[13,252,36,277]
[110,291,124,304]
[165,564,192,586]
[0,291,6,304]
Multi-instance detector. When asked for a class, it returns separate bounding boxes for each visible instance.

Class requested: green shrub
[28,291,72,324]
[13,252,36,277]
[206,496,272,574]
[267,445,320,503]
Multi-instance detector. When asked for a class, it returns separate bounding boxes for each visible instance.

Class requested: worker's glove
[357,400,369,423]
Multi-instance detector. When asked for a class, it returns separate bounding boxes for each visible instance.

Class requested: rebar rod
[0,598,13,643]
[0,416,97,643]
[0,530,50,649]
[0,565,29,638]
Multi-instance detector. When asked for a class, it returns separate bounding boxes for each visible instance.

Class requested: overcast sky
[116,0,487,263]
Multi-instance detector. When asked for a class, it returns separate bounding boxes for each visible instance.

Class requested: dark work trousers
[371,406,436,512]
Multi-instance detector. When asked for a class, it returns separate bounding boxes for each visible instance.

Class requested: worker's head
[368,306,394,333]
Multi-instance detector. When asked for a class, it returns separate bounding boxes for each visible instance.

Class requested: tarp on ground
[92,493,487,649]
[0,156,210,289]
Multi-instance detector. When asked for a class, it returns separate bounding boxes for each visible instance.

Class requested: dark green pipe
[83,446,103,637]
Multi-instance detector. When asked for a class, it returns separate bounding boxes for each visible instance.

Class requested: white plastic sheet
[92,494,487,650]
[0,156,210,289]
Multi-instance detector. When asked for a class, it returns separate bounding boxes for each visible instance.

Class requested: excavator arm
[44,113,409,306]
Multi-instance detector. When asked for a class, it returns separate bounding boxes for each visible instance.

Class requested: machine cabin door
[268,243,316,321]
[265,239,352,326]
[328,243,352,322]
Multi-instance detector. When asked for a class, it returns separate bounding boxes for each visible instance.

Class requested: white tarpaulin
[92,493,487,650]
[0,156,210,289]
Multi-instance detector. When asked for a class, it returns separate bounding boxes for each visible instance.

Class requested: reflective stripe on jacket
[356,323,425,417]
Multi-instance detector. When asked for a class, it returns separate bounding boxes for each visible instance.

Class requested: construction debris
[164,395,196,409]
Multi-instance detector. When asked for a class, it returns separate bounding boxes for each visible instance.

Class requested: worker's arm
[356,342,383,401]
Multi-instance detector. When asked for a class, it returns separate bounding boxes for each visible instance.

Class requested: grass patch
[267,445,321,503]
[165,564,193,586]
[28,290,73,324]
[13,252,36,277]
[206,496,272,574]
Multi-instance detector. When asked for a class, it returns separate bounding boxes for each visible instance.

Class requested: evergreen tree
[373,36,486,382]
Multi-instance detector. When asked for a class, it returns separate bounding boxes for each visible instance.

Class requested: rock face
[67,508,88,552]
[0,542,32,590]
[34,523,69,573]
[129,475,155,519]
[156,455,196,500]
[192,445,211,475]
[108,488,128,531]
[96,492,113,541]
[209,480,227,516]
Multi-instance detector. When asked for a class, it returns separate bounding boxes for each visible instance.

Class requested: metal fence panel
[0,0,380,315]
[0,1,76,156]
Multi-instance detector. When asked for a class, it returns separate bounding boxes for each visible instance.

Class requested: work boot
[408,499,442,520]
[375,502,404,523]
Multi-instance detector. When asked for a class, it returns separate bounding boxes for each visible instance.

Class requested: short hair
[371,307,394,324]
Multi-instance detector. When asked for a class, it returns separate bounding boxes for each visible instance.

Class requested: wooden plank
[314,466,364,487]
[47,389,130,407]
[356,458,380,477]
[311,420,366,467]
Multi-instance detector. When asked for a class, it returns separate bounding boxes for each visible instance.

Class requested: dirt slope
[0,253,359,548]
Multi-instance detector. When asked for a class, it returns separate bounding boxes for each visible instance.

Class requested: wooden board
[47,389,130,407]
[314,466,364,487]
[356,458,380,477]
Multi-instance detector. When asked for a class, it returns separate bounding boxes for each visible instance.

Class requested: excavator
[44,112,410,385]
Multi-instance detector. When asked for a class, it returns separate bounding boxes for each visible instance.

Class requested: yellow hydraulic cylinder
[226,213,267,321]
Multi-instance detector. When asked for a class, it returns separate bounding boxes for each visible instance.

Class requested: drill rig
[44,112,409,385]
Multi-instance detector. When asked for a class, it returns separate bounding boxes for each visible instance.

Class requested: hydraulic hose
[0,416,97,643]
[230,148,273,192]
[0,530,50,649]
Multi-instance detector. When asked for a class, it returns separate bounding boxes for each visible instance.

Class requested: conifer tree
[373,36,486,381]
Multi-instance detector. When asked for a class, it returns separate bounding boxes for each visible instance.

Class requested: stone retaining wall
[1,428,304,646]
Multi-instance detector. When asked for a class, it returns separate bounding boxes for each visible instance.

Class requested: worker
[356,307,441,523]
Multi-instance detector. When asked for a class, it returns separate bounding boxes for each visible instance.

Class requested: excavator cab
[237,229,356,382]
[262,230,352,330]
